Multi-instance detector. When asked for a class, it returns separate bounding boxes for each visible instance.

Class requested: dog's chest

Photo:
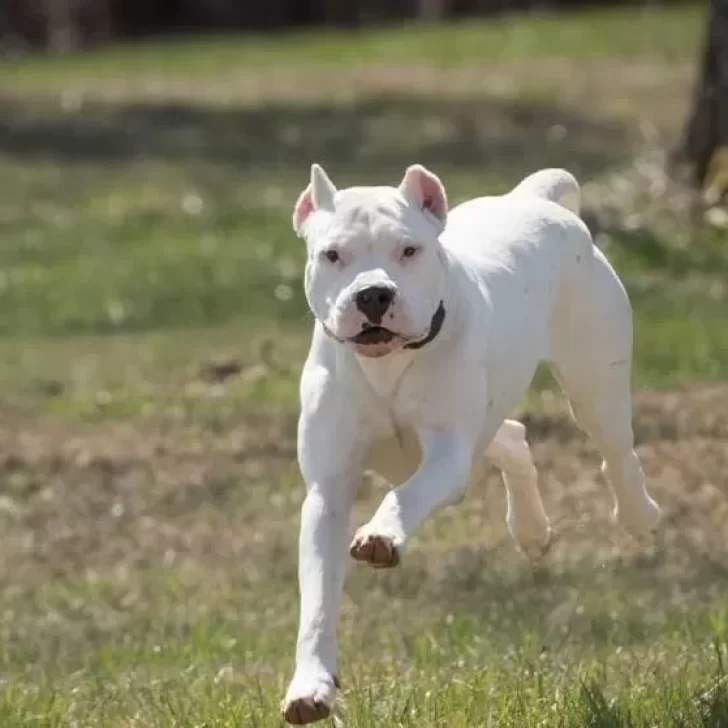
[356,352,426,483]
[356,351,414,400]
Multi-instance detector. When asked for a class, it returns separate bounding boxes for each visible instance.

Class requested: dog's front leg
[282,373,363,726]
[350,427,476,569]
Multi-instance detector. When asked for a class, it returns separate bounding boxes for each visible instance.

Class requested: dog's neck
[355,346,416,400]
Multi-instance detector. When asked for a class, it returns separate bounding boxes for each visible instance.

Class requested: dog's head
[293,164,449,358]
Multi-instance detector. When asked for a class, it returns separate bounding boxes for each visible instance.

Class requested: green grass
[2,583,728,727]
[2,3,728,725]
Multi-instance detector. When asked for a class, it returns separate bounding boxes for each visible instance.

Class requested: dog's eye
[402,245,419,259]
[324,250,340,264]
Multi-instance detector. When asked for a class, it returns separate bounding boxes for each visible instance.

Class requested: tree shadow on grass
[0,92,634,186]
[0,92,639,336]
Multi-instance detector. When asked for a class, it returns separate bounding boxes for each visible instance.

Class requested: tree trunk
[678,0,728,192]
[45,0,79,53]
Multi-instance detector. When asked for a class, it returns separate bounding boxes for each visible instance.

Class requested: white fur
[282,165,660,724]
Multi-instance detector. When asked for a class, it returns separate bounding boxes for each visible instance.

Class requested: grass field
[2,3,728,725]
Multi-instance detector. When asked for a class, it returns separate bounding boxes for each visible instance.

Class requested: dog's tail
[509,169,580,216]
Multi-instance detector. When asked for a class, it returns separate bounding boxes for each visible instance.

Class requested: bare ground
[2,383,727,599]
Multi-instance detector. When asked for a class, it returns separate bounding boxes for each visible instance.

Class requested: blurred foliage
[0,0,696,54]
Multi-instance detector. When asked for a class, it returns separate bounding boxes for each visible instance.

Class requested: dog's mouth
[349,326,397,346]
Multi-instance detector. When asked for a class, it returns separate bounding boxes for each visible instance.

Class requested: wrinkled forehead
[320,186,437,249]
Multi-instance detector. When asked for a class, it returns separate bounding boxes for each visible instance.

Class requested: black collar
[404,301,446,350]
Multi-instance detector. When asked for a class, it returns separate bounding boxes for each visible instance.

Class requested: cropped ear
[398,164,448,227]
[292,163,337,236]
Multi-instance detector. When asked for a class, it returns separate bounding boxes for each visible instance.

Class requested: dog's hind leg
[486,419,552,561]
[548,249,660,541]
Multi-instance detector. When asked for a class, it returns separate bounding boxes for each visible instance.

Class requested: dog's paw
[515,524,553,562]
[281,665,338,725]
[350,525,402,569]
[614,495,660,544]
[507,512,553,562]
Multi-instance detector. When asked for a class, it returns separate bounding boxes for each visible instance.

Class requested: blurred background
[0,0,706,51]
[1,1,728,725]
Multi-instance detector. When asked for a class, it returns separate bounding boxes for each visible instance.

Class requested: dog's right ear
[292,164,337,236]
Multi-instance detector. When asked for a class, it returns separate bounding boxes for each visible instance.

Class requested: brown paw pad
[283,697,331,725]
[350,534,400,568]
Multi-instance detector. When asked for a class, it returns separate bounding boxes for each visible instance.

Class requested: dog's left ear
[292,164,337,237]
[399,164,448,228]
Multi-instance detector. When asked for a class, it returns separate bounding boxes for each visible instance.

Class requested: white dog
[281,164,660,724]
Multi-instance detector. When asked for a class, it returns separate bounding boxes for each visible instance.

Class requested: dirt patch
[1,383,727,590]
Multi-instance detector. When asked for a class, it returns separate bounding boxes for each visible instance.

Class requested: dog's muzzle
[350,326,397,346]
[320,301,446,352]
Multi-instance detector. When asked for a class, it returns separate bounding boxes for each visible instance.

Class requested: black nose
[355,285,395,323]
